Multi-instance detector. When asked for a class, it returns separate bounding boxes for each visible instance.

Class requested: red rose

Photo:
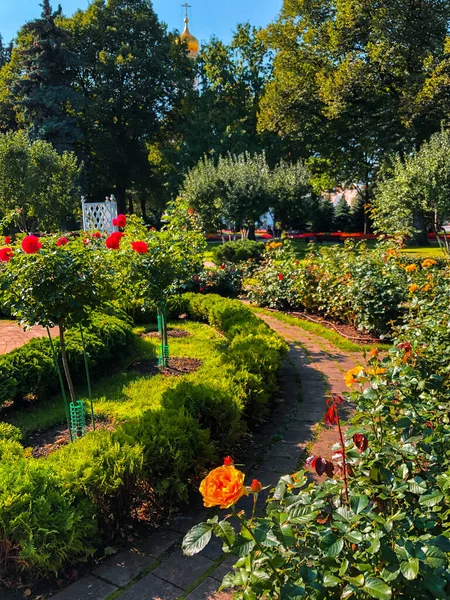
[278,273,284,281]
[131,241,148,254]
[353,433,368,452]
[324,403,339,426]
[83,238,90,245]
[189,208,194,215]
[0,247,13,262]
[4,236,11,244]
[91,232,101,239]
[221,264,225,269]
[306,455,334,477]
[223,456,234,466]
[57,237,69,247]
[22,235,42,254]
[112,214,127,228]
[250,479,262,493]
[105,231,124,250]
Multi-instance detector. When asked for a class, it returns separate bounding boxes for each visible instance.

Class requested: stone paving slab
[151,550,215,591]
[50,576,118,600]
[185,577,223,600]
[93,549,155,587]
[136,528,182,557]
[117,573,181,600]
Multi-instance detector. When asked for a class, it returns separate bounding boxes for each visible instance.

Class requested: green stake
[79,324,95,430]
[46,326,73,442]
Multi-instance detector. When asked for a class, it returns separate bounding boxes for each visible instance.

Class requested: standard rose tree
[0,233,112,436]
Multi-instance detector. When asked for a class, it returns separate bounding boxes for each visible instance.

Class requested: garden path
[44,315,364,600]
[0,320,56,354]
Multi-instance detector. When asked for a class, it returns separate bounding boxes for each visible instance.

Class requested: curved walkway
[35,315,362,600]
[0,320,56,354]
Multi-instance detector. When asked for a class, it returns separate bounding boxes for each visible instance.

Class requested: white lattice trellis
[82,197,118,233]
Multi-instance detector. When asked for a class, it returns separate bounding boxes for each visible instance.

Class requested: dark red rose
[221,264,225,269]
[353,433,368,452]
[324,403,339,426]
[0,247,13,262]
[57,237,69,247]
[306,455,334,477]
[112,214,127,228]
[22,235,42,254]
[105,231,124,250]
[91,232,102,239]
[278,273,284,281]
[131,241,148,254]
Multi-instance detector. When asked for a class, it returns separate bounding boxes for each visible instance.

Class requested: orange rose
[369,347,378,358]
[422,284,432,292]
[199,465,247,508]
[421,259,437,268]
[404,264,417,272]
[250,479,263,493]
[367,367,386,376]
[409,284,419,293]
[344,365,364,387]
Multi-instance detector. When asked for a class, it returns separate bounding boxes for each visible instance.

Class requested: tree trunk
[128,195,134,214]
[248,223,256,240]
[140,197,147,222]
[59,321,76,403]
[115,185,126,214]
[412,210,428,245]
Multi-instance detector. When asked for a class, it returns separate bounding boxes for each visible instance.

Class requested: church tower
[179,3,200,60]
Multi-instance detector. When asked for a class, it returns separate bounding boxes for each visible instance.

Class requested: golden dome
[179,18,199,55]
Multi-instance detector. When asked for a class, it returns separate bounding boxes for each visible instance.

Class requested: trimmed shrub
[0,422,21,442]
[212,240,265,265]
[0,443,97,579]
[120,408,215,504]
[46,430,143,532]
[0,309,133,407]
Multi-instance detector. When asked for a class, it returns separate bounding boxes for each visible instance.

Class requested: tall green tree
[373,129,450,245]
[0,130,81,232]
[65,0,195,213]
[11,0,82,152]
[260,0,450,210]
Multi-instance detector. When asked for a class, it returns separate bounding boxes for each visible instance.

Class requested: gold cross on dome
[182,2,191,19]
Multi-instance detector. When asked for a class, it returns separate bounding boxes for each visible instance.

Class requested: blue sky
[1,0,282,45]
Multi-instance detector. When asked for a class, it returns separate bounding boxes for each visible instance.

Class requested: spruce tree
[333,197,351,232]
[13,0,82,152]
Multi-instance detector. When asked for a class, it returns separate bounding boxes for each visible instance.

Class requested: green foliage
[10,0,82,153]
[46,429,143,530]
[120,409,214,504]
[212,239,265,265]
[248,241,414,336]
[0,442,97,579]
[183,153,311,234]
[182,293,288,421]
[374,130,450,242]
[190,263,244,298]
[0,422,21,442]
[0,310,133,407]
[184,311,450,598]
[259,0,450,200]
[0,131,81,231]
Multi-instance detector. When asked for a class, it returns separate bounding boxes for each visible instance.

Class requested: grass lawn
[5,321,226,436]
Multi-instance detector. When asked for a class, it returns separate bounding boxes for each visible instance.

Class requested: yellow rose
[421,259,437,268]
[344,366,364,387]
[199,465,247,509]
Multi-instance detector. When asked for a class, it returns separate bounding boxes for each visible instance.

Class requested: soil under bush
[130,357,202,377]
[142,328,191,339]
[26,417,113,458]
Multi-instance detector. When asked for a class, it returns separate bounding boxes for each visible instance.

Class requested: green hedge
[212,239,265,265]
[0,309,133,407]
[0,295,287,580]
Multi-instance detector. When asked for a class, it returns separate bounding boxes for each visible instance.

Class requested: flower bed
[0,295,287,581]
[247,241,449,337]
[183,307,450,598]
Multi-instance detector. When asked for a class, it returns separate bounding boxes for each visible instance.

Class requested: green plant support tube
[46,326,73,442]
[79,324,95,430]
